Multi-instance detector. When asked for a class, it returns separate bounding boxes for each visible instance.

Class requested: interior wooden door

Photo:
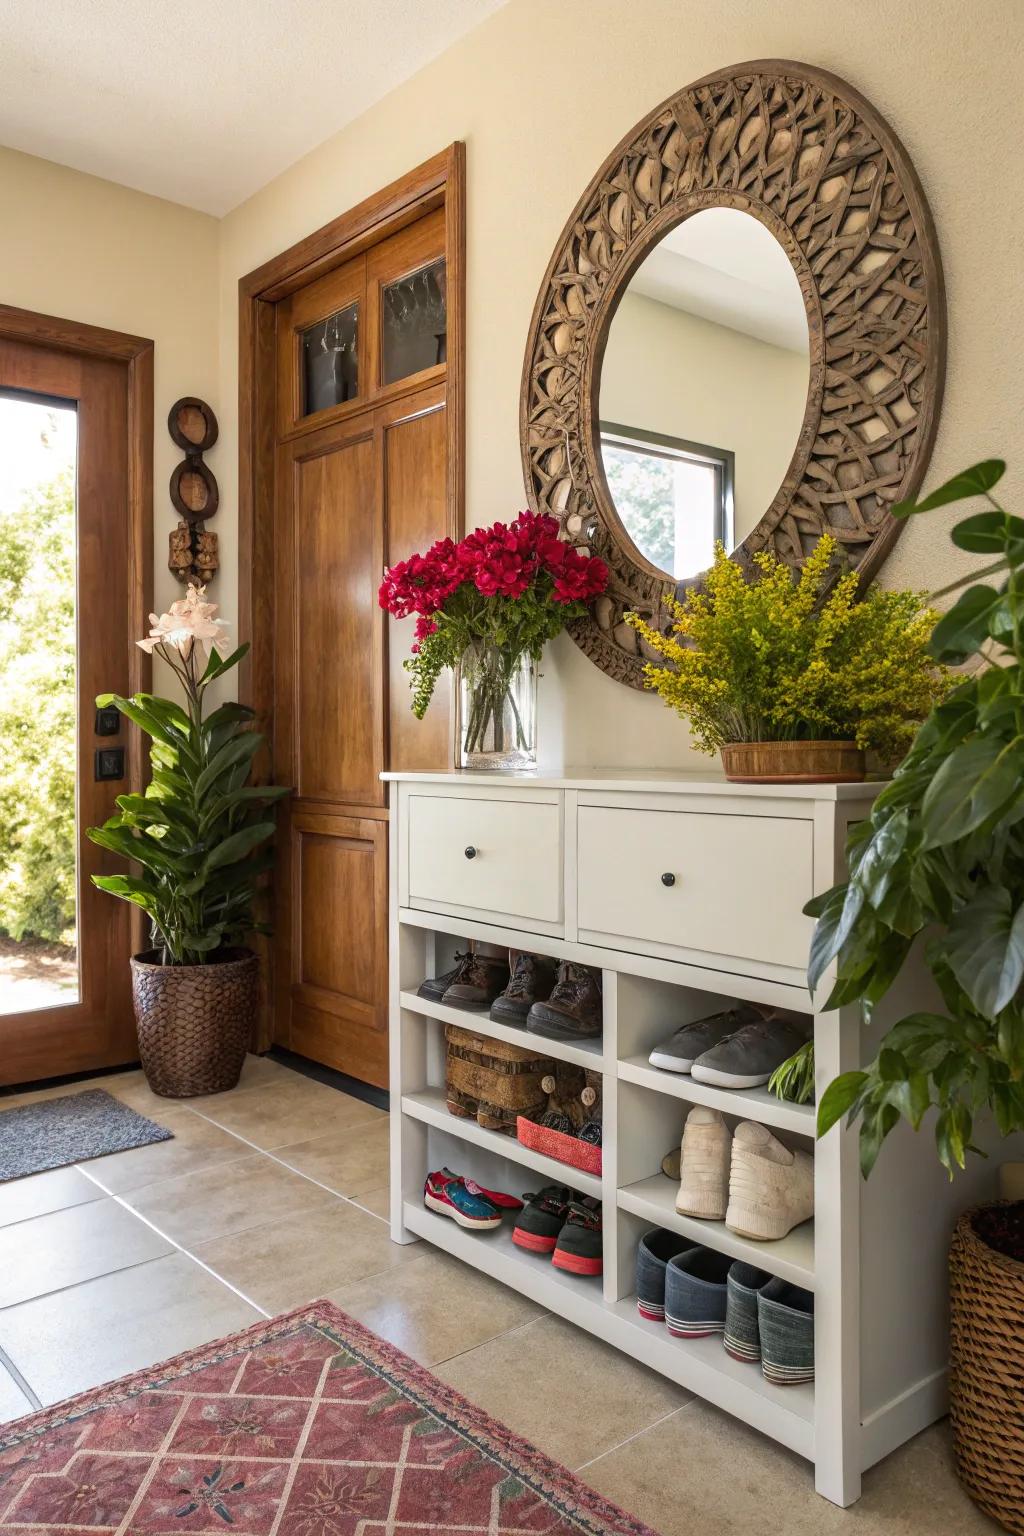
[0,333,145,1084]
[270,205,456,1086]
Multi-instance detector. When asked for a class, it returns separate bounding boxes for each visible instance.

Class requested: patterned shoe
[512,1185,572,1254]
[552,1199,603,1277]
[424,1171,502,1230]
[440,1168,523,1211]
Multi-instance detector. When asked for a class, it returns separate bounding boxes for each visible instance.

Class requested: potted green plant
[625,534,947,783]
[807,460,1024,1532]
[89,585,288,1097]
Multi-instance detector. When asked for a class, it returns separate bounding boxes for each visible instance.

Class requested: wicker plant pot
[130,948,259,1098]
[949,1203,1024,1533]
[720,740,866,784]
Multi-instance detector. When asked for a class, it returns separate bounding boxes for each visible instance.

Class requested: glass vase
[457,644,537,772]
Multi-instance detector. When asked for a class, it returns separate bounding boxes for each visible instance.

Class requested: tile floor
[0,1055,999,1535]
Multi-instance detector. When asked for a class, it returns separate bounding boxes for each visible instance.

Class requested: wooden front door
[267,187,459,1087]
[0,313,152,1085]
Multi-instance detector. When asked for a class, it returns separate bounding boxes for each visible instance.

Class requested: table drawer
[407,794,562,924]
[577,805,813,970]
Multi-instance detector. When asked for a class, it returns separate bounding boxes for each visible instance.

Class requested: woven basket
[720,740,865,784]
[130,948,258,1098]
[445,1023,553,1133]
[949,1202,1024,1532]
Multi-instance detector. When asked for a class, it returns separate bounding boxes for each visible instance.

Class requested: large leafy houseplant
[624,534,946,761]
[88,585,288,966]
[809,461,1024,1176]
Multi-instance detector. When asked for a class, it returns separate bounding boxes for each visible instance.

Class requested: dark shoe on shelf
[552,1198,603,1276]
[647,1003,763,1074]
[442,952,511,1010]
[417,952,473,1003]
[512,1185,572,1254]
[527,962,602,1041]
[691,1016,809,1089]
[664,1246,733,1338]
[490,951,557,1025]
[757,1279,815,1385]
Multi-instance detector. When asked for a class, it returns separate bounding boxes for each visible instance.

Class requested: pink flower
[136,584,229,657]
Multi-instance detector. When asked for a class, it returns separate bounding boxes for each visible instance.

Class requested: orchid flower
[137,584,230,658]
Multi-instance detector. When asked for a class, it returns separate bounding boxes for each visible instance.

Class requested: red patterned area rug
[0,1300,658,1535]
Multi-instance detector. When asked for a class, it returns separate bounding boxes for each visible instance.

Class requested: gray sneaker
[647,1004,762,1074]
[691,1016,808,1089]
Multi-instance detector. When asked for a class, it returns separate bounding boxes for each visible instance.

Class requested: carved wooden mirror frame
[520,60,946,687]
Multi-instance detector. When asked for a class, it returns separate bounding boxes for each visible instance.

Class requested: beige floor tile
[0,1365,33,1424]
[188,1054,297,1100]
[81,1107,254,1195]
[0,1166,105,1227]
[0,1197,173,1308]
[122,1153,337,1247]
[190,1080,384,1150]
[350,1184,389,1220]
[0,1251,261,1405]
[192,1199,420,1312]
[325,1247,544,1366]
[579,1402,995,1536]
[272,1119,389,1196]
[434,1313,691,1468]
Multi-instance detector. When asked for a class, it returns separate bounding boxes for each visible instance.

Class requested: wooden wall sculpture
[167,396,220,585]
[519,60,946,687]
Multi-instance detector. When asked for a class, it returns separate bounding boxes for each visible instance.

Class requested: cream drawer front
[577,806,813,970]
[407,795,562,924]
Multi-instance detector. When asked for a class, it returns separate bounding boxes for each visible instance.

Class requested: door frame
[238,143,465,745]
[237,145,466,1049]
[0,303,153,1079]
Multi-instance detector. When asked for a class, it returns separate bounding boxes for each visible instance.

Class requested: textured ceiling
[0,0,506,214]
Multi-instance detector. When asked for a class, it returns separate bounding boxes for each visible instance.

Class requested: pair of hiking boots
[512,1185,603,1276]
[418,950,602,1042]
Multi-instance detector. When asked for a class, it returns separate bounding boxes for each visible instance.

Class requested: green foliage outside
[0,466,76,944]
[602,446,675,573]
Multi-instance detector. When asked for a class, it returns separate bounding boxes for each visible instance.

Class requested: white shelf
[401,1087,603,1199]
[619,1055,816,1138]
[618,1174,814,1290]
[403,1201,814,1460]
[400,990,606,1071]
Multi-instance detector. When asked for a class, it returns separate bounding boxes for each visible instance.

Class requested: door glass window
[301,303,359,417]
[382,257,447,385]
[0,391,79,1012]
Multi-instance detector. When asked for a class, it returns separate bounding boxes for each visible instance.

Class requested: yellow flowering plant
[625,535,947,761]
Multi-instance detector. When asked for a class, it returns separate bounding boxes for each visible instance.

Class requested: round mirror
[598,207,810,584]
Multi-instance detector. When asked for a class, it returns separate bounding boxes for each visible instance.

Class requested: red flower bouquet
[379,511,607,767]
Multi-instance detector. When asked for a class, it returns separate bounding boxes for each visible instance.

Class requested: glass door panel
[300,302,359,417]
[0,391,79,1013]
[382,257,447,384]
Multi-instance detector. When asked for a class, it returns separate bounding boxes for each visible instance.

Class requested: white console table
[383,769,1004,1507]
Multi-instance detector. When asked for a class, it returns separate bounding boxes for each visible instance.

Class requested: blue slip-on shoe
[664,1246,733,1337]
[724,1261,772,1363]
[636,1228,690,1321]
[757,1278,814,1384]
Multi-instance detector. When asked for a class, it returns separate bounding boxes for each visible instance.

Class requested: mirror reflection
[599,208,810,582]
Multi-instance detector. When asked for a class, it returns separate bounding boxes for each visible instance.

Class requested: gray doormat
[0,1089,173,1181]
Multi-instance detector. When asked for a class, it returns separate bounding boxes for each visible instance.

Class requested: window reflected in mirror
[382,257,447,385]
[601,426,732,582]
[301,303,358,416]
[598,208,809,581]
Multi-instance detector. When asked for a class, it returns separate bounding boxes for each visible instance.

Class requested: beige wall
[0,146,220,640]
[600,290,809,548]
[215,0,1024,769]
[5,0,1021,769]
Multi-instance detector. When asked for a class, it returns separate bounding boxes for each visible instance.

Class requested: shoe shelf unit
[384,770,1008,1509]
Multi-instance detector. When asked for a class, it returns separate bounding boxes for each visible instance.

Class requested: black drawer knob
[464,845,478,860]
[661,871,676,887]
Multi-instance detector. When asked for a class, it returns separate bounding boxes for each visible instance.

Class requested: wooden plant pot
[949,1204,1024,1533]
[130,948,258,1098]
[720,740,866,784]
